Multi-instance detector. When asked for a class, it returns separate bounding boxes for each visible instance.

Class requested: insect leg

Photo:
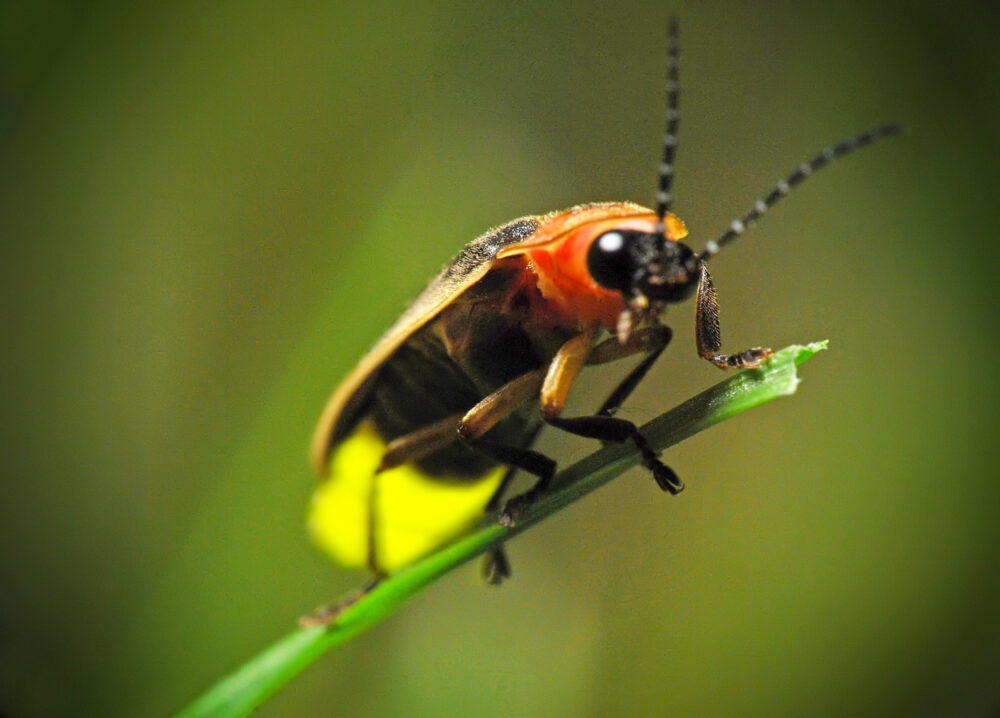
[300,575,384,627]
[480,424,540,584]
[457,368,545,440]
[482,543,512,585]
[695,262,773,369]
[468,437,556,491]
[542,330,684,495]
[589,325,672,417]
[544,415,683,494]
[378,413,466,471]
[378,366,546,474]
[457,369,556,526]
[486,330,598,524]
[369,370,546,581]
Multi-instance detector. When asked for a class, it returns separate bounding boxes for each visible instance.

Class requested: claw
[499,491,536,527]
[482,546,512,585]
[650,462,684,494]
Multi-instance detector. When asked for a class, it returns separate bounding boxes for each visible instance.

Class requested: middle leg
[502,326,683,524]
[552,324,682,491]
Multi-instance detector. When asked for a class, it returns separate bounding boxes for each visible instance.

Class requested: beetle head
[586,228,698,343]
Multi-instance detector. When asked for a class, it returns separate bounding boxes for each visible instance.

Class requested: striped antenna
[654,15,680,235]
[697,122,902,261]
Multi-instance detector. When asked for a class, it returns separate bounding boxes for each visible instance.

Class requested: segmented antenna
[697,122,902,261]
[654,15,680,235]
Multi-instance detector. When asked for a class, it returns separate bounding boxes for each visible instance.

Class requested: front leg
[695,262,773,369]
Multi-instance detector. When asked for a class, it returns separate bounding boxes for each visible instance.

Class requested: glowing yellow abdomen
[308,422,505,573]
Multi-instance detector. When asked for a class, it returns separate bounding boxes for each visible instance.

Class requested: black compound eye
[587,231,634,292]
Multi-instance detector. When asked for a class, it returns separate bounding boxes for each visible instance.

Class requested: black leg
[485,465,521,513]
[546,415,684,494]
[470,437,556,486]
[466,436,556,526]
[597,325,672,417]
[482,544,512,585]
[480,463,526,584]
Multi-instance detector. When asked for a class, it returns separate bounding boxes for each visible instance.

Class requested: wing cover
[310,215,541,472]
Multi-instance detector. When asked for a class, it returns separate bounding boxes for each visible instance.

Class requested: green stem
[173,341,827,718]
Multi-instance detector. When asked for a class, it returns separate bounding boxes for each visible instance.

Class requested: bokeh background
[2,1,998,716]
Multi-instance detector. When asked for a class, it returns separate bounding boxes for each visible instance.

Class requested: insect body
[307,19,899,583]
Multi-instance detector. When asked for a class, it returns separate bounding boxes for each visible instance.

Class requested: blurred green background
[2,1,998,716]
